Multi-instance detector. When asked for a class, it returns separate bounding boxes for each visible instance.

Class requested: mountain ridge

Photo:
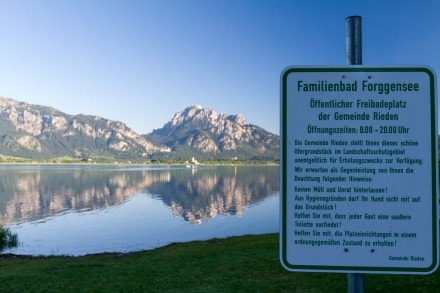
[145,104,279,160]
[0,96,170,160]
[0,97,279,161]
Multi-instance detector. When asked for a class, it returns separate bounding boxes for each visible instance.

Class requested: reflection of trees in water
[147,166,279,224]
[0,166,153,224]
[0,165,279,225]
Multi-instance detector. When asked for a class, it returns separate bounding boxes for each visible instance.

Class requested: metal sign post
[346,16,365,293]
[346,16,362,66]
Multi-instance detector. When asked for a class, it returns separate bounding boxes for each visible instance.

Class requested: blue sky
[0,0,439,135]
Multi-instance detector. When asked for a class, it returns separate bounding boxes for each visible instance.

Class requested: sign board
[280,66,438,274]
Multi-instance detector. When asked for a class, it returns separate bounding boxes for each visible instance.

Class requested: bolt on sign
[280,66,438,274]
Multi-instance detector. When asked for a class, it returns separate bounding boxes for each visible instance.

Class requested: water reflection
[0,165,279,226]
[0,165,150,225]
[148,166,278,224]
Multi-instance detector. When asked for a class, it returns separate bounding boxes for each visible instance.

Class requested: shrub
[0,226,18,251]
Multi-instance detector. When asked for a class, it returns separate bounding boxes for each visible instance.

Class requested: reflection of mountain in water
[0,165,156,224]
[0,165,279,225]
[147,166,279,224]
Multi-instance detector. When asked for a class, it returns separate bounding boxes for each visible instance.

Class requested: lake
[0,164,279,256]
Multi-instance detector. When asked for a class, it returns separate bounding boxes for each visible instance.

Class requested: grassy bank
[0,233,438,292]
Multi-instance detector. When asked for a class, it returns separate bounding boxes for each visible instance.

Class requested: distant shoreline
[0,157,280,165]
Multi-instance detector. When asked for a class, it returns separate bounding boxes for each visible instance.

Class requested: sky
[0,0,439,135]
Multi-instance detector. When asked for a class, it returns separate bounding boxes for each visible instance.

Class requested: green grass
[0,233,439,292]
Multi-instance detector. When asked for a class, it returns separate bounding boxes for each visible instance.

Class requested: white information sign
[280,66,438,274]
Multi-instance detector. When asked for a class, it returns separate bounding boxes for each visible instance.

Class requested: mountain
[0,97,170,160]
[0,98,279,161]
[144,105,279,160]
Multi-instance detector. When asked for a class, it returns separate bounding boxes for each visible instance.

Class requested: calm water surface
[0,164,279,256]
